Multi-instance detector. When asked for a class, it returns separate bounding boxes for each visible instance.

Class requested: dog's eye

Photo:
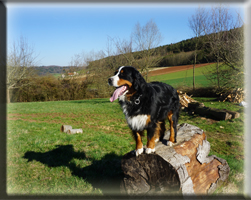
[114,70,118,75]
[120,70,124,75]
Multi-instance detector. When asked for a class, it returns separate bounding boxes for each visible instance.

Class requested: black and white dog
[108,66,180,156]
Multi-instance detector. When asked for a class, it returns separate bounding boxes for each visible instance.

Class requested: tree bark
[120,123,230,195]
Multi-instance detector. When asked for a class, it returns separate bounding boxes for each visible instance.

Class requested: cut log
[221,109,240,119]
[194,106,232,121]
[60,125,72,133]
[66,129,83,134]
[188,102,205,110]
[188,102,240,120]
[120,123,230,195]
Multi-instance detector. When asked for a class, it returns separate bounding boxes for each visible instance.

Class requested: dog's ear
[133,69,147,92]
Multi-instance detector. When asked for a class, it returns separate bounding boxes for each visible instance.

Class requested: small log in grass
[66,129,83,134]
[60,125,72,133]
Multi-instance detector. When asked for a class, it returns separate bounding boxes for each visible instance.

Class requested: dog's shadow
[23,145,123,194]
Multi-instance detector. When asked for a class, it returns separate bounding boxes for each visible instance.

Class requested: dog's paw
[135,148,144,156]
[167,141,174,147]
[145,147,155,154]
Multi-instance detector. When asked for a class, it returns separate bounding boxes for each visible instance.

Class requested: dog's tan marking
[117,79,132,87]
[136,131,144,150]
[147,136,156,149]
[126,87,136,101]
[146,115,151,125]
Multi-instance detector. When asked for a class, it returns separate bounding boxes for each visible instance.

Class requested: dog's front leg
[134,131,144,156]
[145,125,158,154]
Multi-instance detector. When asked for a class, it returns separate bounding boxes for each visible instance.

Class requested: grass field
[7,97,245,195]
[149,64,212,88]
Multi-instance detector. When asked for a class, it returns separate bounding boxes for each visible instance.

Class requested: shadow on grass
[23,145,123,194]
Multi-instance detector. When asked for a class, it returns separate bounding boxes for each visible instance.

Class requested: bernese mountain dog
[108,66,180,156]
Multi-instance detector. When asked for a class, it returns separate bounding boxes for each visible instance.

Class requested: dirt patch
[149,63,215,77]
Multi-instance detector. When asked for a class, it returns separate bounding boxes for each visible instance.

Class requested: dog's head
[108,66,146,102]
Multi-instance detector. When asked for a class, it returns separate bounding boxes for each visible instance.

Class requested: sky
[6,2,245,67]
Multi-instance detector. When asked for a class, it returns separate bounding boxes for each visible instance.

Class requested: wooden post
[120,123,230,195]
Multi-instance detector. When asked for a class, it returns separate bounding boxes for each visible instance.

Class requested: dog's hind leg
[159,120,165,141]
[167,111,177,146]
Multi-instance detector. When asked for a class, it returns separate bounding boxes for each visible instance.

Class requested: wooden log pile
[220,88,245,103]
[120,123,230,195]
[178,90,197,108]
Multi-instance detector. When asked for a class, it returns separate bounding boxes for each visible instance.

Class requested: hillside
[35,27,241,76]
[34,65,83,76]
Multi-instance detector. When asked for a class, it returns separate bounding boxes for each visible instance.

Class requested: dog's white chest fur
[127,115,148,131]
[121,104,147,131]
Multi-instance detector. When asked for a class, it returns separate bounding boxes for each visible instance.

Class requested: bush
[12,75,91,102]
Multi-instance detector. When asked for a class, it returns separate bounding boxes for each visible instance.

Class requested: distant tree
[202,5,244,92]
[188,6,207,90]
[7,36,39,103]
[131,19,163,81]
[108,36,135,68]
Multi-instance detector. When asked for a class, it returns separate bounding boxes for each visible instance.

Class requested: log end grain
[60,125,72,133]
[121,153,181,195]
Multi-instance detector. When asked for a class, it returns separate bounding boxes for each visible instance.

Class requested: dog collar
[134,95,142,105]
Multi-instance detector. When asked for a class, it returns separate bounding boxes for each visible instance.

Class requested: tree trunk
[217,57,220,88]
[193,51,196,91]
[120,123,230,195]
[188,102,240,120]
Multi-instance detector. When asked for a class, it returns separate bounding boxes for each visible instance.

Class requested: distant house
[63,71,79,77]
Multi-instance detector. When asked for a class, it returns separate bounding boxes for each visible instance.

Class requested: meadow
[7,96,245,195]
[149,64,212,88]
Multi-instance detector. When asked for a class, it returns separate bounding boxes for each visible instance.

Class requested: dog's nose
[108,78,113,86]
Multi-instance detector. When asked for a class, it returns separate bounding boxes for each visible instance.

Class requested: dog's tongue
[110,86,126,102]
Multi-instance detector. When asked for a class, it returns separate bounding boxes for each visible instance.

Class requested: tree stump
[120,123,230,195]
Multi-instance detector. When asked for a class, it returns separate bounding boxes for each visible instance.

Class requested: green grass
[161,75,211,87]
[7,99,134,195]
[150,64,213,88]
[7,97,244,195]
